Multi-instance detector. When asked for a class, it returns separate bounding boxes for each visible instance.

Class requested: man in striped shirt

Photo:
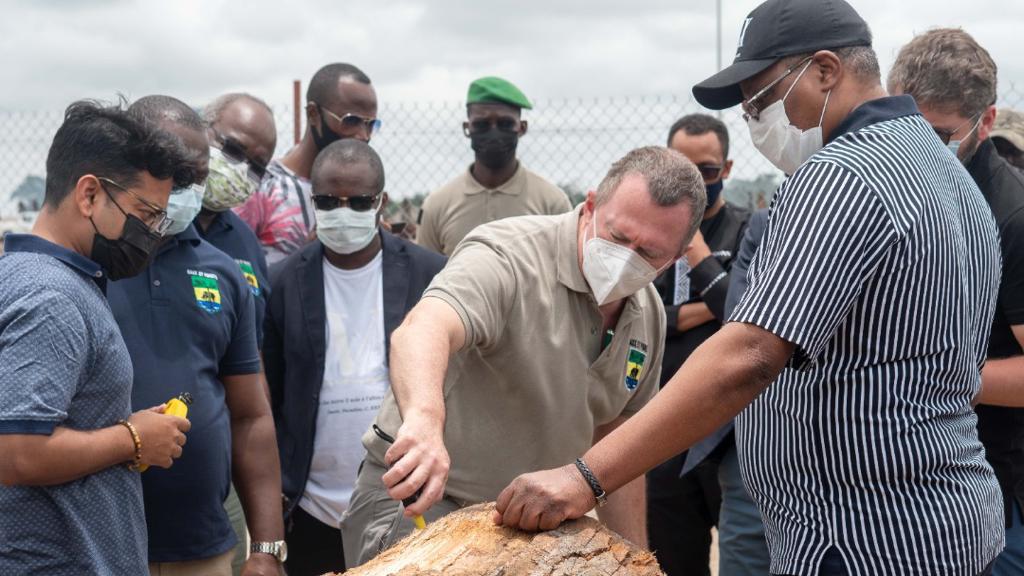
[493,0,1004,574]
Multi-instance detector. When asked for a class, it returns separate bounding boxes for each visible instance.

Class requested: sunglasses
[695,163,724,182]
[741,56,814,122]
[311,194,381,212]
[464,118,521,136]
[210,128,268,182]
[318,105,382,136]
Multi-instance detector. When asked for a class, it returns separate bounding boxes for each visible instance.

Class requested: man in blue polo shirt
[106,95,286,576]
[197,93,276,344]
[0,100,197,574]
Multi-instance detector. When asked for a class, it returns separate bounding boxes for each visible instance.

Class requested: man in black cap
[492,0,1005,574]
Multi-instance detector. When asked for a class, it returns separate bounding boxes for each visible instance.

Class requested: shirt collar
[556,205,590,293]
[463,162,527,196]
[158,223,203,256]
[3,233,106,289]
[828,95,921,143]
[201,211,233,237]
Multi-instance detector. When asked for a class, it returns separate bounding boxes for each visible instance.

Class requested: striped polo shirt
[731,95,1004,575]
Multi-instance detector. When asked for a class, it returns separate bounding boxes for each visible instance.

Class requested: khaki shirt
[417,163,572,256]
[365,206,665,503]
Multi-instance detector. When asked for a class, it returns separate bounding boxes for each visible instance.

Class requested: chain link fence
[3,84,1024,230]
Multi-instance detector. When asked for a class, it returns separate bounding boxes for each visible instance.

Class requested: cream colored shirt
[417,163,572,256]
[365,206,665,503]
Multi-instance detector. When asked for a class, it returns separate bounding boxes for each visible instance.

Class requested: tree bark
[341,503,664,576]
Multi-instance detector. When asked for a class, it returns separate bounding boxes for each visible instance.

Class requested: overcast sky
[1,0,1021,111]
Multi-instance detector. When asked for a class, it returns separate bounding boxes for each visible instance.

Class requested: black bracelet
[574,457,608,507]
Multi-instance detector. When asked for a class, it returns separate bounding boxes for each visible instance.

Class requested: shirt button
[153,280,161,287]
[94,271,103,278]
[591,327,597,335]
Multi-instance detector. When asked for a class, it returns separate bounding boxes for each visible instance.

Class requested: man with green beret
[416,76,571,256]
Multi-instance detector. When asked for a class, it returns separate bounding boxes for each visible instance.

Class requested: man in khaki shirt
[416,76,572,256]
[340,146,706,567]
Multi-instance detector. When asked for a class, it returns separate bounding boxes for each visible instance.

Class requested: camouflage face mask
[202,146,258,212]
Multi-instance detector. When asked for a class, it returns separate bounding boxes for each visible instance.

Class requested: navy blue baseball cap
[693,0,872,110]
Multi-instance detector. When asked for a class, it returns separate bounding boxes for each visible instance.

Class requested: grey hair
[594,146,706,237]
[887,28,997,119]
[782,45,880,83]
[202,92,274,125]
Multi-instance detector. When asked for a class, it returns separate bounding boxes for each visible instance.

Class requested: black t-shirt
[968,138,1024,527]
[653,201,750,386]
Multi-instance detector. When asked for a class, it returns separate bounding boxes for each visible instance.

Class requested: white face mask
[746,59,831,175]
[581,208,666,306]
[163,182,206,236]
[315,197,381,255]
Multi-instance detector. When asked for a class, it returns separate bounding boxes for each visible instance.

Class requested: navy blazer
[263,231,447,516]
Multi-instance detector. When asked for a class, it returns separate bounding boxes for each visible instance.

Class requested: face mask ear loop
[819,90,832,128]
[782,58,814,103]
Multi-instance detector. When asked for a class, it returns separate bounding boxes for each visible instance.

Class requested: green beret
[466,76,532,110]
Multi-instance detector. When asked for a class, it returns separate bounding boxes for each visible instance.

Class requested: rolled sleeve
[422,240,517,352]
[730,162,900,369]
[0,290,89,434]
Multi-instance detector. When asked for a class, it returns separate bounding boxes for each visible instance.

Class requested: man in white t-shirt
[263,140,446,576]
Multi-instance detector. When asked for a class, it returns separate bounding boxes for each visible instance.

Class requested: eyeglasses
[98,177,174,235]
[311,193,381,212]
[210,128,268,183]
[464,118,521,136]
[317,105,382,136]
[695,163,724,182]
[741,56,814,122]
[933,114,982,145]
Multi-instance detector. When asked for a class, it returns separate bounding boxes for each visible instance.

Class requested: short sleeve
[422,240,517,352]
[218,266,261,376]
[0,290,90,434]
[997,210,1024,326]
[730,162,900,369]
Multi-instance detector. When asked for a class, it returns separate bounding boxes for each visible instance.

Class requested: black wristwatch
[251,540,288,563]
[574,457,609,507]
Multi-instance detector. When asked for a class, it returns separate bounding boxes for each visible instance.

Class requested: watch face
[278,541,288,562]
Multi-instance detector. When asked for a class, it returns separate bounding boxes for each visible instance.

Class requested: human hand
[380,415,450,517]
[241,553,282,576]
[685,229,712,267]
[128,405,190,469]
[492,463,595,531]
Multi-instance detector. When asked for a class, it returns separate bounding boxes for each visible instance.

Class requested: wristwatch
[250,540,288,563]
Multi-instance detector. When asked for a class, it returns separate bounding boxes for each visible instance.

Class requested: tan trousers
[149,548,234,576]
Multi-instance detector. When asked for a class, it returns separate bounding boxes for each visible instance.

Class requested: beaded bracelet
[118,419,143,472]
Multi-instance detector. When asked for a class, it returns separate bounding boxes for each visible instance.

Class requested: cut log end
[339,503,665,576]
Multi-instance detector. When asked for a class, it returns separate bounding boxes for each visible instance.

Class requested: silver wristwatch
[250,540,288,563]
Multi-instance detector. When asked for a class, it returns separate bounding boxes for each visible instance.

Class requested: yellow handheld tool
[373,425,427,530]
[139,392,193,472]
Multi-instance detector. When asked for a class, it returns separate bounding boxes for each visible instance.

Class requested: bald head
[129,94,209,184]
[203,93,277,168]
[311,139,385,196]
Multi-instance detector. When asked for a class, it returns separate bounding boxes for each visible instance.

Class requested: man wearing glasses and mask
[494,1,1004,574]
[416,77,571,256]
[236,63,380,264]
[890,29,1024,576]
[0,100,198,575]
[646,114,753,576]
[107,96,285,576]
[264,139,445,575]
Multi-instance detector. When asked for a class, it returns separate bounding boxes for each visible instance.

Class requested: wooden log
[340,503,665,576]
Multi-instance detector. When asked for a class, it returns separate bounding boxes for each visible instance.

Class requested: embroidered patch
[625,344,647,391]
[236,259,260,296]
[188,270,221,314]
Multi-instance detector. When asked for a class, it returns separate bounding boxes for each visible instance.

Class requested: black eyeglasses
[933,114,982,145]
[98,177,173,235]
[312,194,381,212]
[210,128,268,182]
[316,104,382,136]
[464,118,521,136]
[695,163,724,182]
[741,56,814,122]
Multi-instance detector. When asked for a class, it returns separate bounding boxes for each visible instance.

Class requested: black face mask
[311,107,344,151]
[470,129,519,171]
[90,211,162,281]
[704,180,723,211]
